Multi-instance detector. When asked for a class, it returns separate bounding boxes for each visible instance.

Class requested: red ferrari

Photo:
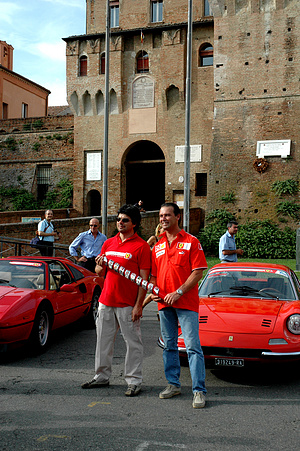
[0,256,103,352]
[158,262,300,367]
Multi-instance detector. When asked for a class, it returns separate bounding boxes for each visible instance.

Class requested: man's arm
[148,269,203,306]
[222,249,243,256]
[132,268,150,321]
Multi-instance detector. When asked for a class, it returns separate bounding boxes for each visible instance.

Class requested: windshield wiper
[230,286,278,299]
[208,288,234,296]
[0,279,10,283]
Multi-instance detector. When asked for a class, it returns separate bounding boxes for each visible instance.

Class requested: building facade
[64,0,300,224]
[0,41,50,120]
[64,0,214,218]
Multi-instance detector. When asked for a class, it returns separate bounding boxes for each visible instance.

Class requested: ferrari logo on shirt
[177,242,191,250]
[106,251,132,260]
[155,241,166,252]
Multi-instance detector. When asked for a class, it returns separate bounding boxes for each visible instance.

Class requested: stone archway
[87,190,101,216]
[125,141,165,211]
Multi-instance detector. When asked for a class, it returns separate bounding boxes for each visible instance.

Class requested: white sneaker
[192,391,206,408]
[159,384,181,399]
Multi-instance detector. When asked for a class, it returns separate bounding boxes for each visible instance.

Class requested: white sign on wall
[256,140,291,158]
[86,152,102,181]
[175,145,202,163]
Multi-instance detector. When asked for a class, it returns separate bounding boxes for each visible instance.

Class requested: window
[151,0,163,23]
[100,53,105,74]
[137,51,149,73]
[79,55,87,76]
[199,43,213,67]
[204,0,212,16]
[22,103,28,119]
[110,2,119,28]
[195,173,207,196]
[2,103,8,119]
[37,165,51,201]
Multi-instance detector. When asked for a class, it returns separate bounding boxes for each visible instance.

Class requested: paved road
[1,302,300,451]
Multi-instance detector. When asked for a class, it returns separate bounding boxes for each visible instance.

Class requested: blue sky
[0,0,86,106]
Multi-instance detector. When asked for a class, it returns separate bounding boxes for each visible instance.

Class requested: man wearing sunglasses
[82,204,151,397]
[69,218,107,272]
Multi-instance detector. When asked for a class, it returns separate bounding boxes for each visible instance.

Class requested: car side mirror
[60,284,74,292]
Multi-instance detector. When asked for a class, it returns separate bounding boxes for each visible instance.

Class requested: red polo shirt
[99,232,151,308]
[151,229,207,312]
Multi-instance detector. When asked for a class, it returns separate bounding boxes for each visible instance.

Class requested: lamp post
[102,0,110,236]
[183,0,193,233]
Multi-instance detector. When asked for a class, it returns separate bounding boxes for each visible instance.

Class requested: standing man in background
[37,210,60,256]
[219,221,243,262]
[150,202,207,409]
[69,218,107,272]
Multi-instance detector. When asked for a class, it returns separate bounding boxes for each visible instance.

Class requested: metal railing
[0,236,72,259]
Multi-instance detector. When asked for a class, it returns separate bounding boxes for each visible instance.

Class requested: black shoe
[81,378,109,389]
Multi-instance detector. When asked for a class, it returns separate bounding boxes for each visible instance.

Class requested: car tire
[86,288,101,328]
[30,303,52,352]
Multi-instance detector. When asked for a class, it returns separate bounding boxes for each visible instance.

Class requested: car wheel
[30,304,52,352]
[86,288,101,328]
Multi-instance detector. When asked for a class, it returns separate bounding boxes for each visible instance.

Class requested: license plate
[215,358,244,367]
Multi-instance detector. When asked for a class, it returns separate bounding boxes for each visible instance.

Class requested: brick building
[0,41,50,119]
[63,0,214,219]
[63,0,300,226]
[208,0,300,224]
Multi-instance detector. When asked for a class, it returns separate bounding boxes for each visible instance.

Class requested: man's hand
[132,304,143,322]
[163,291,181,306]
[78,256,87,262]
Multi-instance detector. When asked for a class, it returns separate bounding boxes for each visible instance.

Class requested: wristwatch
[176,288,183,296]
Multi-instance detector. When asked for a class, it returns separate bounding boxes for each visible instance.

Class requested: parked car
[0,256,103,352]
[158,262,300,367]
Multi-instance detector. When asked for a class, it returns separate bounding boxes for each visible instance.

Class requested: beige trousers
[94,303,143,386]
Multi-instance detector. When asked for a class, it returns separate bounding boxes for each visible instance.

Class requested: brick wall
[206,0,300,226]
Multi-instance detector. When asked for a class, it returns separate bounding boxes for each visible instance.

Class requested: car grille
[202,347,270,358]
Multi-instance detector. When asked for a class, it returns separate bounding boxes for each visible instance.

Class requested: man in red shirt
[150,203,207,408]
[81,204,151,396]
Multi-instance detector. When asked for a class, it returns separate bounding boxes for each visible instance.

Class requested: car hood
[0,286,32,317]
[199,297,284,334]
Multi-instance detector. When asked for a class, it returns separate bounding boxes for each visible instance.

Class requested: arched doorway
[87,190,101,216]
[125,141,165,211]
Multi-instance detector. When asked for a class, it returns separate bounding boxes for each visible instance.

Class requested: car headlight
[287,314,300,335]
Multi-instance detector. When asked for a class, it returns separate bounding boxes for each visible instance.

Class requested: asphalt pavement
[1,301,300,450]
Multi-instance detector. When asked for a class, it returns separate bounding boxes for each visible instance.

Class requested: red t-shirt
[99,232,151,308]
[151,229,207,312]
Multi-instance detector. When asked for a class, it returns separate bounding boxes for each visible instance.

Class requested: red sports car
[0,256,103,352]
[158,262,300,367]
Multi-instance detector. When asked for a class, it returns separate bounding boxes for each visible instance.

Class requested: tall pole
[102,0,110,235]
[183,0,193,232]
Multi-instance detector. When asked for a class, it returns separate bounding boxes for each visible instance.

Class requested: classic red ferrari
[158,262,300,367]
[0,256,103,352]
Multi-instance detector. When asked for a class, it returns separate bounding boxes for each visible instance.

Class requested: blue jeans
[159,307,206,394]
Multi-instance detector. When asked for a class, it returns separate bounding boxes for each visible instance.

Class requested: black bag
[30,235,42,249]
[30,223,50,249]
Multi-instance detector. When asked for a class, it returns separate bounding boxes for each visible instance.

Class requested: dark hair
[227,220,238,228]
[118,204,141,232]
[160,202,181,223]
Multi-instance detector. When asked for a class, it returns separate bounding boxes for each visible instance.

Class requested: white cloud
[36,41,66,62]
[47,80,68,106]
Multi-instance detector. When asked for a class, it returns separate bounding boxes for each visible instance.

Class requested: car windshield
[0,260,45,289]
[199,268,296,300]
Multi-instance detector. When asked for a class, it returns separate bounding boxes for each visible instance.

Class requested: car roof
[210,262,292,273]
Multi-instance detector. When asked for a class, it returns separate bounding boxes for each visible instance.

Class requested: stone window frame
[79,54,88,76]
[136,50,149,73]
[110,1,119,28]
[198,43,213,67]
[100,52,105,74]
[151,0,163,23]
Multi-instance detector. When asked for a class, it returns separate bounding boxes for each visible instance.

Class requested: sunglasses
[116,217,130,223]
[90,224,98,227]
